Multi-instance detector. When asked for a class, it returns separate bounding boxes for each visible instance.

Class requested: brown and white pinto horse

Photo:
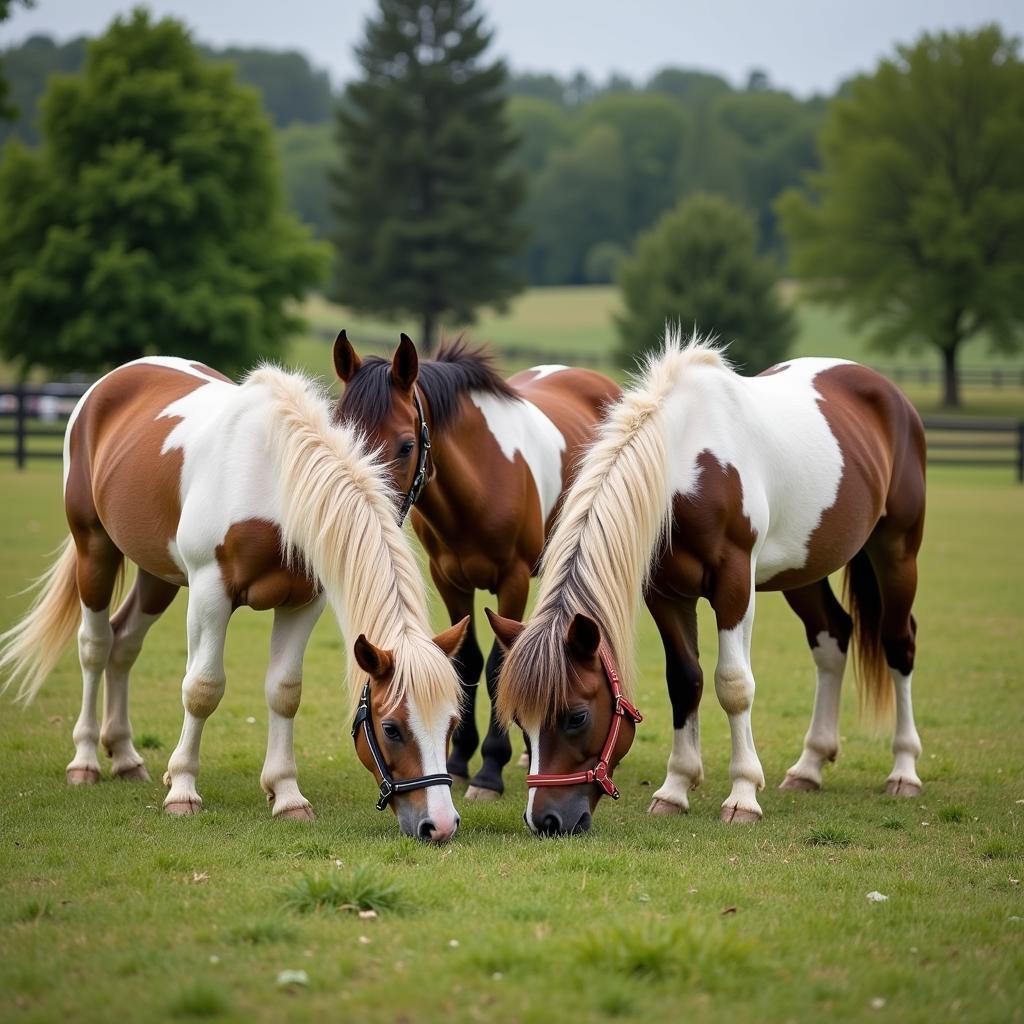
[334,333,620,798]
[493,334,926,835]
[0,357,468,841]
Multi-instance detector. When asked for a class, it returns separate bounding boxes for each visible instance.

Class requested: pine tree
[332,0,525,349]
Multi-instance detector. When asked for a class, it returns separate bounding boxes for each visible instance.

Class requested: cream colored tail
[0,537,81,704]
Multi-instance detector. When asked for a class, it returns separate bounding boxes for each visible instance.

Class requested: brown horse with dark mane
[334,332,620,798]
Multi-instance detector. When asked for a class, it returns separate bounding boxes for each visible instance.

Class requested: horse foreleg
[260,596,325,820]
[164,566,232,815]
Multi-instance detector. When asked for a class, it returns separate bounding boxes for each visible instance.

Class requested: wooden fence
[2,381,1022,481]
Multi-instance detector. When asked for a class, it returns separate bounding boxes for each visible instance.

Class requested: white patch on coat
[665,358,853,582]
[524,726,541,834]
[62,356,225,492]
[406,699,461,836]
[525,364,569,381]
[468,392,567,522]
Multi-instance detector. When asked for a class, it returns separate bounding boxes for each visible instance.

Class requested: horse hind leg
[67,529,124,785]
[779,579,852,792]
[101,570,179,780]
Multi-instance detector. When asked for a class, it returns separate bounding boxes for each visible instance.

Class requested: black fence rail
[921,416,1024,482]
[0,382,88,469]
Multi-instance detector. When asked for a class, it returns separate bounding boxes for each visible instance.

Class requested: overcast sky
[2,0,1022,96]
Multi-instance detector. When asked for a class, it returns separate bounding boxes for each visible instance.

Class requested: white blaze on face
[468,392,567,522]
[524,725,541,834]
[406,698,461,836]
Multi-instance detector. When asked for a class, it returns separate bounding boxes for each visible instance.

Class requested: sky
[2,0,1023,96]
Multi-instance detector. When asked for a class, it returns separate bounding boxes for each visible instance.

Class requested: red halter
[525,643,643,800]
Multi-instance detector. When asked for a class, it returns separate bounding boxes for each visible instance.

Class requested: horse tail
[843,549,893,723]
[0,536,82,705]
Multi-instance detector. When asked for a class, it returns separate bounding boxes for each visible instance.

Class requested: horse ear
[353,634,394,680]
[485,608,524,651]
[333,329,361,384]
[391,333,419,393]
[433,616,470,659]
[566,613,601,661]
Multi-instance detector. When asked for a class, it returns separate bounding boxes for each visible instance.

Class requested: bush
[615,193,794,371]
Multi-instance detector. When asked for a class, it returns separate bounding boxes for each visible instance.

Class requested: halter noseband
[395,389,431,526]
[350,681,453,811]
[525,643,643,800]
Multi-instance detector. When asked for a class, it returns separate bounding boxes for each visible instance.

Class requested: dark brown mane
[338,338,518,433]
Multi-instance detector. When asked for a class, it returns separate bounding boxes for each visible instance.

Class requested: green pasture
[1,461,1021,1023]
[289,286,1024,418]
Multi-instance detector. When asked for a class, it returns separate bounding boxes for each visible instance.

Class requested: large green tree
[779,27,1024,407]
[616,193,795,371]
[0,0,33,121]
[0,9,327,377]
[331,0,525,348]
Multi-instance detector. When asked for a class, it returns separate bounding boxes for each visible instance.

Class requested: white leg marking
[886,669,922,795]
[102,608,161,778]
[651,713,703,812]
[524,726,541,834]
[260,598,325,818]
[164,568,232,813]
[715,602,765,822]
[69,604,112,781]
[782,631,846,790]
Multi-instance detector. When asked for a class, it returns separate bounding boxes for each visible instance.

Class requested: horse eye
[398,440,415,458]
[382,721,403,742]
[564,709,589,733]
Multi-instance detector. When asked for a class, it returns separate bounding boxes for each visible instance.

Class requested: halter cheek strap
[525,644,643,800]
[351,682,453,811]
[395,389,431,527]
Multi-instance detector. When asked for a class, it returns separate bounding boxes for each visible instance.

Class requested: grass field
[289,287,1024,419]
[1,460,1022,1023]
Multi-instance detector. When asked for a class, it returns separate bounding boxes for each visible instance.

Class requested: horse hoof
[164,799,202,816]
[648,798,685,816]
[720,806,761,824]
[116,764,151,782]
[516,752,529,768]
[885,778,922,798]
[276,804,316,822]
[465,785,501,801]
[779,774,819,792]
[67,767,100,785]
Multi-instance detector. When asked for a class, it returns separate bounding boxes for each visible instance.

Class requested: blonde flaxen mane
[248,367,459,716]
[496,329,730,727]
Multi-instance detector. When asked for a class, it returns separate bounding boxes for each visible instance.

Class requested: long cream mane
[249,367,458,715]
[496,330,730,726]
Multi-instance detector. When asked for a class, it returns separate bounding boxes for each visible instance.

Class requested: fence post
[15,383,26,471]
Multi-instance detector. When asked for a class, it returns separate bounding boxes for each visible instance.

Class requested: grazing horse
[492,333,926,836]
[0,357,468,841]
[334,332,620,799]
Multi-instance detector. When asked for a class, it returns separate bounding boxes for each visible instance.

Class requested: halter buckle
[614,694,643,723]
[376,778,395,811]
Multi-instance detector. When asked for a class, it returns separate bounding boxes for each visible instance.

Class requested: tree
[0,9,328,377]
[616,193,795,371]
[0,0,33,121]
[332,0,525,349]
[778,27,1024,407]
[278,121,334,237]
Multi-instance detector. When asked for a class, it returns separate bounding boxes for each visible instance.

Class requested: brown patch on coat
[214,519,319,610]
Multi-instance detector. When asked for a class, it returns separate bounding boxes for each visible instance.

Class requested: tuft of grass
[592,977,639,1017]
[575,919,757,991]
[937,804,969,824]
[806,823,854,847]
[229,917,297,945]
[280,864,410,915]
[168,981,231,1019]
[880,816,907,831]
[14,897,53,923]
[981,837,1016,860]
[137,733,163,750]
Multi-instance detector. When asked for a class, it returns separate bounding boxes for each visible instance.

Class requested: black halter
[350,681,453,811]
[395,389,431,526]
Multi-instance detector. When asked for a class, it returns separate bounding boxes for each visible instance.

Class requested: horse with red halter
[333,332,620,799]
[492,332,926,836]
[0,357,468,841]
